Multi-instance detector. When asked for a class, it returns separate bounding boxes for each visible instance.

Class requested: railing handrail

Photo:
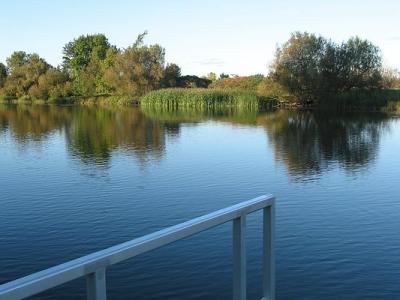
[0,194,275,300]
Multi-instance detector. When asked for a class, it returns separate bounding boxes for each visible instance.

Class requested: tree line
[205,32,399,105]
[260,32,400,103]
[0,32,212,101]
[0,31,399,104]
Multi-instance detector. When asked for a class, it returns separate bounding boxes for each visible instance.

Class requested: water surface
[1,105,400,299]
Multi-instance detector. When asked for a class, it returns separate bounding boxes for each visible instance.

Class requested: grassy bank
[140,88,275,109]
[0,95,137,106]
[2,88,400,113]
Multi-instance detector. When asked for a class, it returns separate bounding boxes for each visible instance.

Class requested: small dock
[0,195,275,300]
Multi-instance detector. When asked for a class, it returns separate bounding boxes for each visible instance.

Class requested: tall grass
[140,88,273,109]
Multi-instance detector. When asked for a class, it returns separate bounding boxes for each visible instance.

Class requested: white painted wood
[86,268,107,300]
[0,194,275,300]
[233,215,246,300]
[262,202,275,300]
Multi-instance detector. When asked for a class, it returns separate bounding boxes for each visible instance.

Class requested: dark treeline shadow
[0,104,73,142]
[0,105,393,177]
[0,105,181,166]
[65,107,168,166]
[141,106,393,180]
[259,110,391,180]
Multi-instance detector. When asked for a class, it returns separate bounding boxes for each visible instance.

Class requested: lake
[1,104,400,299]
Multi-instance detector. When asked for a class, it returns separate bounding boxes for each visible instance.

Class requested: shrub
[209,75,264,91]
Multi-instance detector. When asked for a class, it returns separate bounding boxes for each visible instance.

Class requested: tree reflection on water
[0,105,392,179]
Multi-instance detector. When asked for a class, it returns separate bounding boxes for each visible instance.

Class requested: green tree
[272,32,329,100]
[3,53,50,97]
[29,68,72,100]
[381,68,400,88]
[0,63,7,88]
[104,32,165,96]
[6,51,28,74]
[177,75,211,88]
[210,74,264,90]
[219,73,230,79]
[336,37,382,90]
[257,76,294,102]
[271,32,384,102]
[63,34,113,72]
[63,34,117,95]
[162,63,181,88]
[206,72,217,81]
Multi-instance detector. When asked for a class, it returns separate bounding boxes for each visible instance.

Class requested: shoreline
[1,90,400,114]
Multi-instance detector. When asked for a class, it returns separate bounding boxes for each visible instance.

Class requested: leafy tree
[132,31,148,48]
[63,34,112,72]
[219,73,230,79]
[3,53,50,97]
[162,63,181,88]
[177,75,211,88]
[104,32,165,96]
[0,63,7,88]
[6,51,28,74]
[210,74,264,90]
[29,68,73,99]
[336,37,382,90]
[257,76,295,102]
[271,32,329,100]
[271,32,384,102]
[63,34,117,95]
[381,68,400,88]
[82,47,118,95]
[206,72,217,81]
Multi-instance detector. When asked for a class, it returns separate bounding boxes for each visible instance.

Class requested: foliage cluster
[0,33,183,102]
[269,32,386,103]
[209,74,264,91]
[1,31,399,109]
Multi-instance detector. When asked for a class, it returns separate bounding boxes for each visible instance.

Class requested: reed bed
[140,88,272,109]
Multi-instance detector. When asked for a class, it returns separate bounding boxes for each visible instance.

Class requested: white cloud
[387,36,400,41]
[193,58,226,67]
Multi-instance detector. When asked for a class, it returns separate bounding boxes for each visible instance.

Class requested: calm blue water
[1,105,400,299]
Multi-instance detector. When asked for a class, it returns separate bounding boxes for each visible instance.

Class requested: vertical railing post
[262,200,275,300]
[86,267,107,300]
[233,214,247,300]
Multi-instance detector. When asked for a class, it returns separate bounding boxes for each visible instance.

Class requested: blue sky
[1,0,399,76]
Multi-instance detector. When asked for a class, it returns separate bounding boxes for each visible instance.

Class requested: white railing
[0,194,275,300]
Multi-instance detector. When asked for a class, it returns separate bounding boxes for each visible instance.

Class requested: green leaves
[0,63,7,88]
[162,63,181,88]
[62,34,117,96]
[104,42,165,96]
[271,32,384,103]
[132,31,148,48]
[63,34,113,72]
[3,52,51,98]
